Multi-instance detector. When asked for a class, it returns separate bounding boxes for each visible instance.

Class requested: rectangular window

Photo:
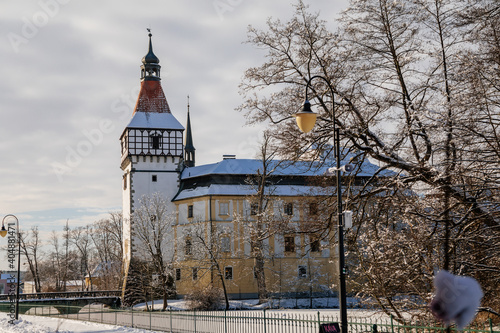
[123,174,127,190]
[220,236,231,253]
[185,238,192,256]
[224,266,233,280]
[192,267,198,280]
[188,205,194,218]
[298,265,307,278]
[311,238,321,252]
[175,268,181,281]
[250,203,259,216]
[284,236,295,253]
[309,202,318,216]
[284,202,293,216]
[150,134,161,149]
[219,202,229,215]
[152,175,157,182]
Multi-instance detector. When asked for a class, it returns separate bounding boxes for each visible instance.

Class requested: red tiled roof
[133,80,171,114]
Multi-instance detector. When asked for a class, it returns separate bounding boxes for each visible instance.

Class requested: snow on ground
[0,312,162,333]
[0,297,435,332]
[134,297,354,312]
[133,297,393,321]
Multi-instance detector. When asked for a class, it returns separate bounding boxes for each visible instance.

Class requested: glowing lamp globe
[295,100,317,133]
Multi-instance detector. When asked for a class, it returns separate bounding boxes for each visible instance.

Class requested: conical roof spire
[184,96,196,167]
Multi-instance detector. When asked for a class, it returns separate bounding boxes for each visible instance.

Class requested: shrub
[185,286,225,310]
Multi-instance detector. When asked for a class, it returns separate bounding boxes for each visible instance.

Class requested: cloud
[0,0,348,269]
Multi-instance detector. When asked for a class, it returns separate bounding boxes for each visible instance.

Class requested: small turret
[140,30,161,81]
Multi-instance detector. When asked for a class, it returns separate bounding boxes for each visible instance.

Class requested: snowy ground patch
[0,312,162,333]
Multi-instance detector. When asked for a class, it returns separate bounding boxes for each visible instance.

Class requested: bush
[185,286,225,311]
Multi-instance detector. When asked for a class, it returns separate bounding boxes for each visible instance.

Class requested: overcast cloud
[0,0,348,268]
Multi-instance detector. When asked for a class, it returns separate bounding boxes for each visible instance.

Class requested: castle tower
[120,32,184,300]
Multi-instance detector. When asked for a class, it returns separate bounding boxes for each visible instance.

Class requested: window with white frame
[298,265,307,278]
[284,202,293,215]
[185,238,192,256]
[310,237,321,252]
[219,202,229,215]
[250,203,259,215]
[220,236,231,253]
[309,202,318,216]
[224,266,233,280]
[285,236,295,253]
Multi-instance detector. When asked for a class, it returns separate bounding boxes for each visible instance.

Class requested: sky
[0,0,349,269]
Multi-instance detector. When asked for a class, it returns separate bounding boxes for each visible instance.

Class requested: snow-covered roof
[174,156,397,201]
[86,262,120,277]
[181,157,394,180]
[133,79,171,113]
[174,184,335,201]
[0,274,17,281]
[126,111,184,130]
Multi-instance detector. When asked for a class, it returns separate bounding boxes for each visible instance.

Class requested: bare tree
[20,227,42,293]
[132,193,175,310]
[237,132,292,303]
[70,225,95,291]
[90,213,123,290]
[48,231,64,291]
[190,225,230,310]
[238,0,499,316]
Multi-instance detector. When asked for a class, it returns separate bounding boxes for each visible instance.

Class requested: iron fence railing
[1,304,498,333]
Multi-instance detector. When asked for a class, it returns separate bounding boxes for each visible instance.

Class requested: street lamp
[295,75,348,333]
[1,214,21,321]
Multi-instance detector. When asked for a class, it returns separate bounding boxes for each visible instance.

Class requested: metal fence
[3,304,499,333]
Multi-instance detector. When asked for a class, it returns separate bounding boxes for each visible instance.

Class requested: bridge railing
[0,290,121,300]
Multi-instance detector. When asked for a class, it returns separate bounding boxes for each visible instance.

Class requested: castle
[120,33,384,301]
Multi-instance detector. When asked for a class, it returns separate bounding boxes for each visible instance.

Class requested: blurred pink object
[430,270,483,329]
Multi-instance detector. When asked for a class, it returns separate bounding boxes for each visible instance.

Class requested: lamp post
[1,214,21,321]
[295,75,348,333]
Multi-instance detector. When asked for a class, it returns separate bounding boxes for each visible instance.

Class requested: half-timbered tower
[120,32,184,285]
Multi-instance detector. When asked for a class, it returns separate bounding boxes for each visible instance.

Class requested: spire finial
[187,95,190,113]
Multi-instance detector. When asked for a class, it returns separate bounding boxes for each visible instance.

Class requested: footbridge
[0,290,121,315]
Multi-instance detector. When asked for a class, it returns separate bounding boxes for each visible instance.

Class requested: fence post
[318,311,321,331]
[150,307,152,330]
[225,309,228,333]
[390,315,394,333]
[169,308,173,333]
[131,307,134,328]
[263,309,267,333]
[194,310,197,333]
[489,318,493,333]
